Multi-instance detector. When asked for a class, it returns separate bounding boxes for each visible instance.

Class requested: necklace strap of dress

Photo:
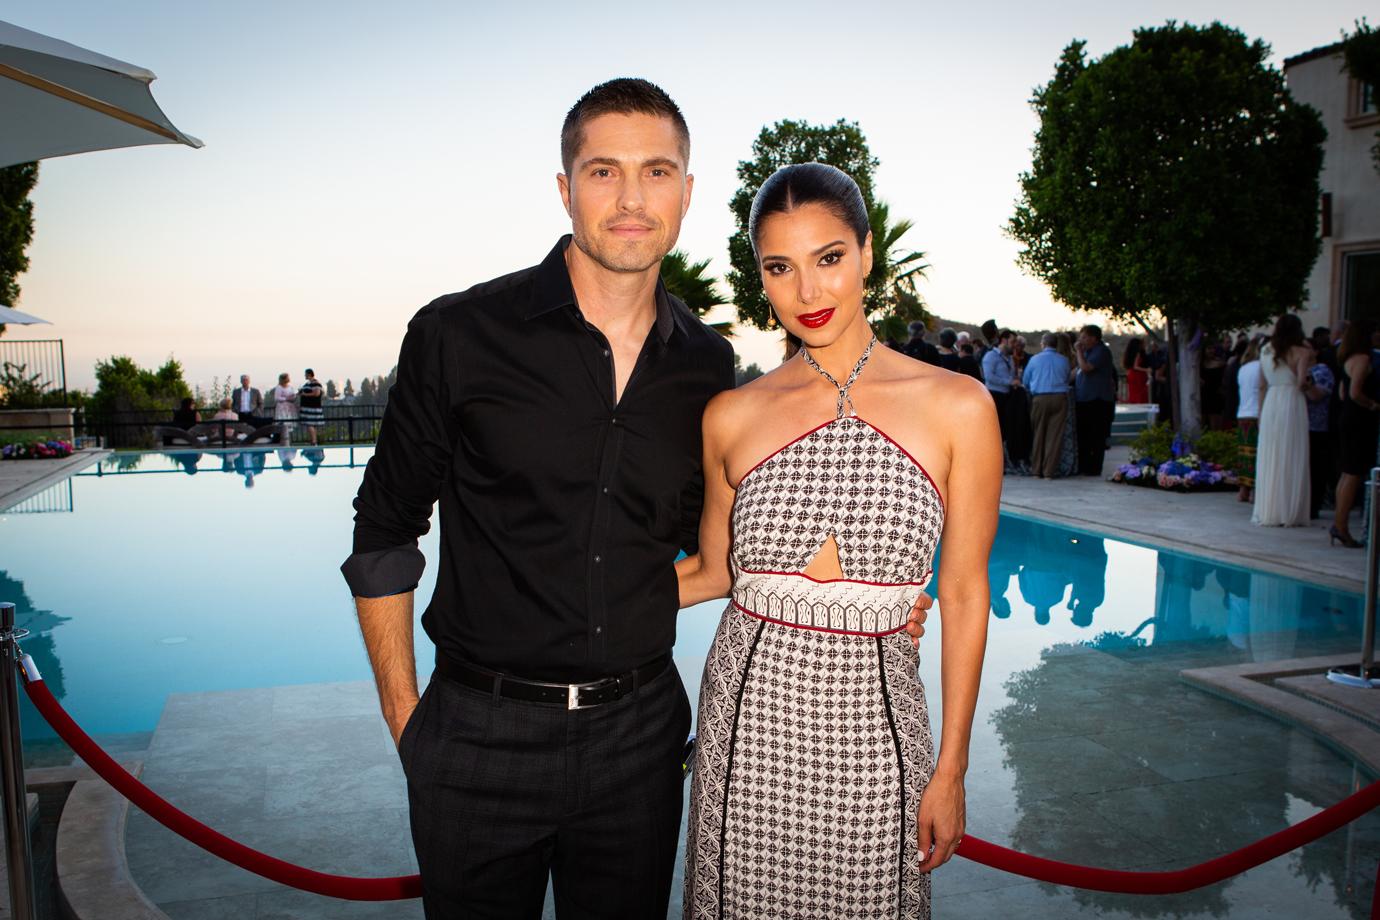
[801,337,877,418]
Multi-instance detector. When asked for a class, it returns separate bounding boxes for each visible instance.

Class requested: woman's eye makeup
[763,261,789,275]
[819,249,845,266]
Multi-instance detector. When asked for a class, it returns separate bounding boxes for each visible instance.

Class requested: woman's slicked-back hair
[748,163,870,257]
[561,78,689,174]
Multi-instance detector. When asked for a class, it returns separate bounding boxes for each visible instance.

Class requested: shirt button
[595,626,603,635]
[601,486,609,494]
[610,418,620,426]
[594,555,602,563]
[603,348,611,358]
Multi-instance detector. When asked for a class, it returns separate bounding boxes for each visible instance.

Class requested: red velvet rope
[21,674,1380,906]
[24,677,422,901]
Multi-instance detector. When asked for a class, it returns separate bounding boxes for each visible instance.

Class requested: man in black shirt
[344,79,931,919]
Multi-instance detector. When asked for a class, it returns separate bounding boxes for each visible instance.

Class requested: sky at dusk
[3,0,1370,391]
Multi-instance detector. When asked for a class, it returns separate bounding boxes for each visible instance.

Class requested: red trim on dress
[858,418,947,512]
[736,568,927,588]
[732,600,909,638]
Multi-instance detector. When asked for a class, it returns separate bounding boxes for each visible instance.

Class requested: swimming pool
[2,446,1376,917]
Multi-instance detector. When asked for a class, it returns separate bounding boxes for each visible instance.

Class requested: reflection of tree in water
[104,453,147,473]
[993,641,1262,917]
[0,571,69,741]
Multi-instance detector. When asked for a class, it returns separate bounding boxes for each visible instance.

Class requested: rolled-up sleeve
[341,305,458,598]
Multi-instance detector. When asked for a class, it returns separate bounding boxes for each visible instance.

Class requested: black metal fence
[0,405,386,449]
[0,340,66,406]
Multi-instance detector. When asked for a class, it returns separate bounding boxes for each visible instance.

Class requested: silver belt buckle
[567,684,583,710]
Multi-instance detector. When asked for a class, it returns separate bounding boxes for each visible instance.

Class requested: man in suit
[230,375,262,425]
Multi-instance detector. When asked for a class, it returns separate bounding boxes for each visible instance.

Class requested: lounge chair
[153,425,204,447]
[190,421,254,445]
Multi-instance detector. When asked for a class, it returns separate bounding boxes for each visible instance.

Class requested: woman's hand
[905,591,933,646]
[917,769,966,872]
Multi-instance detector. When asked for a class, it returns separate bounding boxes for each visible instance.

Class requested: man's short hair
[1080,324,1103,341]
[561,78,689,174]
[1041,333,1057,348]
[939,327,957,349]
[908,320,927,337]
[998,328,1014,342]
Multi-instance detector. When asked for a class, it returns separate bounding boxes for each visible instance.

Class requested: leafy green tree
[358,376,376,403]
[867,200,931,342]
[727,119,878,331]
[88,355,192,446]
[326,379,339,400]
[661,249,731,335]
[726,120,927,340]
[1008,22,1325,435]
[0,162,39,334]
[343,378,354,399]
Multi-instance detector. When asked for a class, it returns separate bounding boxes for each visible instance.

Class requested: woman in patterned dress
[676,163,1000,919]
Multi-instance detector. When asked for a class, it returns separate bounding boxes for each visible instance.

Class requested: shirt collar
[525,235,682,343]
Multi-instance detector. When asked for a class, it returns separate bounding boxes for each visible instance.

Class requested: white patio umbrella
[0,305,50,325]
[0,19,202,167]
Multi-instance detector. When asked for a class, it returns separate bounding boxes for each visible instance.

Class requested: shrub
[1193,429,1240,470]
[1128,421,1175,463]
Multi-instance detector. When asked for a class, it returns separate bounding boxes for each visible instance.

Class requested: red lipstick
[798,308,835,329]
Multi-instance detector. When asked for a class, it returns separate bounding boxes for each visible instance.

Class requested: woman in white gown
[1252,314,1311,527]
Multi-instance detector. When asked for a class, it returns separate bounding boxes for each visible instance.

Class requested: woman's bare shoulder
[703,362,794,437]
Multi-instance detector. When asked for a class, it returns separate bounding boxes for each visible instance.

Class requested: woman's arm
[676,393,737,608]
[916,376,1001,872]
[1347,356,1379,410]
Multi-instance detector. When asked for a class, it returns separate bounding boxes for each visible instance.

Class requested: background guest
[1024,333,1071,478]
[936,327,960,372]
[1123,336,1149,404]
[983,328,1018,461]
[298,368,326,447]
[1235,336,1265,503]
[230,374,262,425]
[956,340,983,380]
[1074,324,1116,476]
[271,372,298,446]
[901,321,940,366]
[1252,315,1311,528]
[1305,346,1335,520]
[172,396,199,430]
[1333,319,1380,548]
[1055,333,1079,477]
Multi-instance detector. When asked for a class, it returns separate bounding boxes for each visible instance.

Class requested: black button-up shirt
[342,236,736,682]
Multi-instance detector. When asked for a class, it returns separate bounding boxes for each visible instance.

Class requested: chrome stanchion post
[1329,467,1380,688]
[0,602,35,920]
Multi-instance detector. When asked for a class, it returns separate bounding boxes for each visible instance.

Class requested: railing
[0,407,387,449]
[0,340,66,407]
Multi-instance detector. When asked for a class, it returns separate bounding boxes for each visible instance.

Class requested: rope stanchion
[22,673,421,901]
[15,659,1380,906]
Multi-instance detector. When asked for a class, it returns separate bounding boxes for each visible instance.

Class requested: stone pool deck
[1000,446,1366,594]
[0,449,108,512]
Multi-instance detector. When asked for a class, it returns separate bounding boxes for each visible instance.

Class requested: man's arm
[357,593,420,745]
[343,305,458,746]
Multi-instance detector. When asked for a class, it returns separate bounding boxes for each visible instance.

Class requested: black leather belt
[434,652,671,710]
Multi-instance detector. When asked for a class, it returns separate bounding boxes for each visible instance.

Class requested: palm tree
[661,250,733,336]
[866,200,931,342]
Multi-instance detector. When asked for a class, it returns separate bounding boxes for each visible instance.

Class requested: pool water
[2,446,1377,917]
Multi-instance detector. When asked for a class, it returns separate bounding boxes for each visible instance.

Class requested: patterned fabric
[686,341,942,919]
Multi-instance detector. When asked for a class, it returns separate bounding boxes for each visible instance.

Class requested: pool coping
[1180,654,1380,778]
[1000,501,1364,596]
[0,449,110,513]
[27,760,170,920]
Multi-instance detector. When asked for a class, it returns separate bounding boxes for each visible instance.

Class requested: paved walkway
[0,449,108,512]
[1000,446,1367,594]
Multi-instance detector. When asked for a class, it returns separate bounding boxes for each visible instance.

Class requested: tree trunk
[1175,318,1203,439]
